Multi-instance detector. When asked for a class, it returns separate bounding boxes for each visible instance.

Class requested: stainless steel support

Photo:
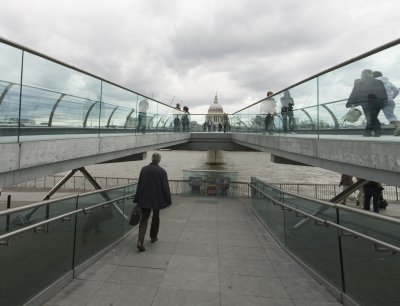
[42,169,79,201]
[330,179,368,204]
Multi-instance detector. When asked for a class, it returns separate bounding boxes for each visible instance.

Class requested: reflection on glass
[0,218,75,306]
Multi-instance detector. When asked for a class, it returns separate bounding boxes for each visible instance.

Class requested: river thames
[83,150,341,184]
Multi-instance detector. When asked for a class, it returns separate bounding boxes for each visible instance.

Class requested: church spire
[214,93,218,104]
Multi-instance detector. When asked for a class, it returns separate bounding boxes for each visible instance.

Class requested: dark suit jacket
[346,77,387,108]
[135,162,171,210]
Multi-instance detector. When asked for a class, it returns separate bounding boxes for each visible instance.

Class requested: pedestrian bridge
[1,36,400,306]
[1,37,400,188]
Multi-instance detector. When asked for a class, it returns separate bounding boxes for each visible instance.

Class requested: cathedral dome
[208,94,224,113]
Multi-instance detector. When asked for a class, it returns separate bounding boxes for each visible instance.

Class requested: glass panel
[252,191,285,243]
[251,179,286,242]
[0,205,47,235]
[74,204,123,265]
[0,43,23,142]
[341,235,400,306]
[0,216,75,306]
[145,99,158,133]
[98,82,138,132]
[283,195,343,289]
[51,96,97,129]
[338,209,400,248]
[20,52,101,140]
[0,197,78,235]
[318,45,400,138]
[136,95,151,133]
[122,185,136,235]
[74,186,130,265]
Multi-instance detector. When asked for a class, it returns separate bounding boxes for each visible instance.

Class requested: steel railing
[249,177,400,306]
[9,175,400,201]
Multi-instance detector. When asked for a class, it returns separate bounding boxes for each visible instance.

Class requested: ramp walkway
[45,195,340,306]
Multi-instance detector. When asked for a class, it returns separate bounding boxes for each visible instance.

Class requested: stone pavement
[44,195,341,306]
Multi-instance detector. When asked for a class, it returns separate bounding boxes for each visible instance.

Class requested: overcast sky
[1,0,399,113]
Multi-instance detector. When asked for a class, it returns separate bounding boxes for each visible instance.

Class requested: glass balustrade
[250,177,400,306]
[231,42,400,139]
[0,213,76,306]
[0,39,186,143]
[2,37,400,143]
[0,184,136,305]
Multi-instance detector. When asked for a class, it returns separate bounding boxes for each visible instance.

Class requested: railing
[2,36,400,144]
[273,183,400,202]
[1,175,399,305]
[250,177,400,306]
[0,183,136,306]
[10,175,400,201]
[231,38,400,140]
[9,175,250,198]
[0,37,188,143]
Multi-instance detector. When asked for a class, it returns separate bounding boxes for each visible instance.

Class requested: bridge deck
[45,195,340,306]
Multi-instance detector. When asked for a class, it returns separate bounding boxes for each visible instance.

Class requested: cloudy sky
[1,0,399,113]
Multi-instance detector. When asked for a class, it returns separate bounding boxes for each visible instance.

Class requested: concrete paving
[44,195,342,306]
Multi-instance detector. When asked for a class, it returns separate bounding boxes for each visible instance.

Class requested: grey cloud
[1,0,400,113]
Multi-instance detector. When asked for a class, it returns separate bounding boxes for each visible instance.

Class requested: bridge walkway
[45,195,341,306]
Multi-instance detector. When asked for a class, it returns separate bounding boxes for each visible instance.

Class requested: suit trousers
[138,208,160,243]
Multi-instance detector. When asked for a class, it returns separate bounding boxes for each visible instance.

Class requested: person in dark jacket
[134,152,171,252]
[280,90,295,134]
[346,69,388,137]
[363,181,383,213]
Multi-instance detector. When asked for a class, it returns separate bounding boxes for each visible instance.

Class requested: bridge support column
[206,150,225,164]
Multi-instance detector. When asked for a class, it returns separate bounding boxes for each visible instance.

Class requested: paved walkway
[44,195,341,306]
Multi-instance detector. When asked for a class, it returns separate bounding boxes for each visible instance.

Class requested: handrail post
[6,195,11,232]
[336,207,347,293]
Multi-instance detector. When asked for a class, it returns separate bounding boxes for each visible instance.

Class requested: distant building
[206,94,224,126]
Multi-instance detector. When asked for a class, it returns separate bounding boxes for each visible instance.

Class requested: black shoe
[151,237,158,243]
[137,242,145,252]
[363,131,372,137]
[373,131,382,137]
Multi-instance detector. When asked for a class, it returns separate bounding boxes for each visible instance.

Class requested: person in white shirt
[261,91,276,134]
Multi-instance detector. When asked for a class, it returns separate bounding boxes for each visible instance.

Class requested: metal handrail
[0,193,133,242]
[0,183,135,217]
[251,177,400,225]
[249,184,400,253]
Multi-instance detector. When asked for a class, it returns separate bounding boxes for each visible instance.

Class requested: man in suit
[134,152,171,252]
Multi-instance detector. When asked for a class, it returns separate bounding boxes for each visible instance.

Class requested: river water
[84,150,341,184]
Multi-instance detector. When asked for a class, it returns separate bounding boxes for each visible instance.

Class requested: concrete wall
[232,133,400,186]
[2,132,399,188]
[0,133,189,188]
[166,132,257,151]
